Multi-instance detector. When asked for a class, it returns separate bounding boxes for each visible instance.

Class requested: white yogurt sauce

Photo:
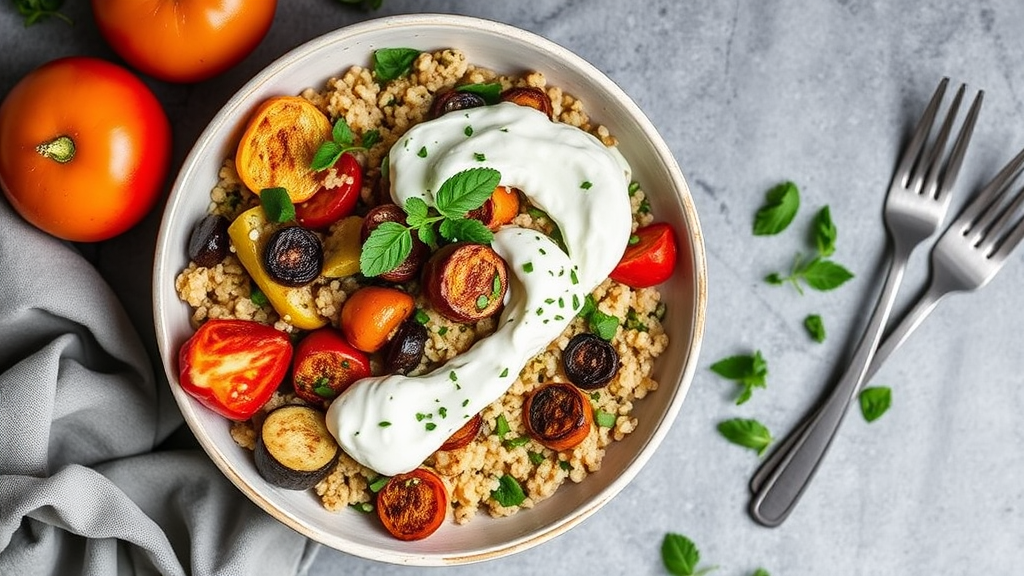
[326,102,633,475]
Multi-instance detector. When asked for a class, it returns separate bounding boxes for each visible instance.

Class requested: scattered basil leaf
[753,181,800,236]
[373,47,421,82]
[804,314,826,343]
[752,569,771,576]
[813,205,837,257]
[859,386,892,422]
[710,350,768,405]
[259,187,295,223]
[491,474,526,507]
[359,221,412,277]
[717,418,773,455]
[457,82,502,103]
[661,533,717,576]
[767,254,854,294]
[15,0,72,26]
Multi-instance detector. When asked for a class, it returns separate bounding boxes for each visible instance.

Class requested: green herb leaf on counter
[457,82,502,104]
[661,533,717,576]
[813,205,837,256]
[717,418,773,456]
[804,314,826,342]
[753,181,800,236]
[491,474,526,507]
[259,187,295,223]
[373,47,421,82]
[710,350,767,405]
[766,254,854,294]
[15,0,72,26]
[859,386,892,422]
[752,569,771,576]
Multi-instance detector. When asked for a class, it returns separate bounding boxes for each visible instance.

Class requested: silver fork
[747,78,984,527]
[750,144,1024,501]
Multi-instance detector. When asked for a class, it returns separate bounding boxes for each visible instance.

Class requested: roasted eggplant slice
[254,405,339,490]
[262,226,323,287]
[562,332,619,389]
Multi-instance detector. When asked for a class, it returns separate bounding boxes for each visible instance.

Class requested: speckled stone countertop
[3,1,1022,574]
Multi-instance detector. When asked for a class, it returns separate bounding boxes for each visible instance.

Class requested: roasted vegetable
[235,96,333,203]
[467,186,520,231]
[295,151,363,229]
[376,468,448,541]
[381,319,427,375]
[439,413,483,451]
[523,381,593,451]
[254,405,339,490]
[187,214,229,268]
[360,203,428,283]
[321,215,364,278]
[340,286,415,353]
[291,327,371,405]
[227,207,328,330]
[500,86,553,119]
[178,319,292,420]
[429,89,486,118]
[562,333,619,390]
[262,226,323,287]
[609,222,678,288]
[421,243,508,323]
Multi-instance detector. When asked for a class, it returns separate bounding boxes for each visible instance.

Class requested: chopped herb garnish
[417,146,428,158]
[494,414,511,438]
[528,451,545,465]
[437,326,448,336]
[804,314,826,342]
[474,152,486,162]
[378,421,392,428]
[580,181,593,190]
[369,476,389,492]
[425,422,437,431]
[438,407,448,418]
[491,474,526,507]
[259,187,295,223]
[522,262,534,273]
[476,294,489,309]
[558,460,572,471]
[464,125,474,137]
[503,436,531,449]
[499,367,509,378]
[249,287,269,307]
[349,502,374,513]
[595,410,616,428]
[628,234,641,245]
[373,47,421,82]
[859,386,892,422]
[414,308,430,324]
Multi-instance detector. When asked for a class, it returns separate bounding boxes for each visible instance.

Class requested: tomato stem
[36,135,76,164]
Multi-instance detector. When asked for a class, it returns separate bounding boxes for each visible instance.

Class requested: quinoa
[175,48,667,526]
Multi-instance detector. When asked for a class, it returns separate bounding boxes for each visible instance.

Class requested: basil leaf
[311,141,343,172]
[814,205,837,257]
[457,82,502,104]
[859,386,892,422]
[717,418,773,455]
[804,314,826,343]
[589,310,619,341]
[661,533,700,576]
[373,47,421,82]
[434,167,501,218]
[753,181,800,236]
[753,569,771,576]
[361,129,381,149]
[800,258,854,291]
[710,351,767,405]
[491,474,526,507]
[259,187,295,223]
[441,217,494,244]
[360,222,412,277]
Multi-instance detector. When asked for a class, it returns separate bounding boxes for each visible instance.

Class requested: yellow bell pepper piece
[321,215,364,278]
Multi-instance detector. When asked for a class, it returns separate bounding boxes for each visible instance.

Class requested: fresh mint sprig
[710,350,768,405]
[311,117,379,171]
[661,533,717,576]
[765,253,854,294]
[359,167,499,277]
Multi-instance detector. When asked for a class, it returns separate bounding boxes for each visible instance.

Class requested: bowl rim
[153,12,708,565]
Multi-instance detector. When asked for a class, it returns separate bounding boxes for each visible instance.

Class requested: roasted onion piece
[524,381,593,451]
[262,226,323,286]
[562,333,619,390]
[381,319,428,375]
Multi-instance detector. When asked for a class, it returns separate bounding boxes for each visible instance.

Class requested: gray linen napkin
[0,196,318,575]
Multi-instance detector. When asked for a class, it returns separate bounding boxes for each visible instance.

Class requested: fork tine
[932,87,983,201]
[981,183,1024,257]
[918,82,966,197]
[894,77,949,189]
[954,146,1024,236]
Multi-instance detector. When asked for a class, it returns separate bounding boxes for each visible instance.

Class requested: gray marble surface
[4,1,1023,574]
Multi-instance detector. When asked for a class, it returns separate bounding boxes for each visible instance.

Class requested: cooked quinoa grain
[174,48,668,527]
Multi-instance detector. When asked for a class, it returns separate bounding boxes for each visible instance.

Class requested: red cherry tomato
[291,327,371,405]
[295,152,363,229]
[609,222,678,288]
[376,468,448,541]
[91,0,277,83]
[0,57,170,242]
[178,319,293,420]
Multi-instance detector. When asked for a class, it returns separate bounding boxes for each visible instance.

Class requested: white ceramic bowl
[153,13,706,566]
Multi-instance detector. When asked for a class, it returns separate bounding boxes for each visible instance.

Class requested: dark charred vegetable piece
[262,226,324,287]
[360,203,428,283]
[562,333,620,390]
[381,319,428,375]
[254,405,340,490]
[439,413,483,451]
[421,242,508,323]
[523,382,593,451]
[376,468,448,541]
[430,89,486,118]
[187,214,230,267]
[500,86,553,119]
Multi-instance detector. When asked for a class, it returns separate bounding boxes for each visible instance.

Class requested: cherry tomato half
[609,222,678,288]
[376,468,448,541]
[178,319,293,420]
[291,327,371,405]
[0,57,170,242]
[91,0,277,83]
[296,152,363,229]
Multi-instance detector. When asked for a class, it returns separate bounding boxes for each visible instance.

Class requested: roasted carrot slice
[421,242,508,323]
[524,382,593,451]
[500,86,553,118]
[376,468,448,541]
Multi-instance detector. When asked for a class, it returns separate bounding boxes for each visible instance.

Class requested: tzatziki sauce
[326,102,633,476]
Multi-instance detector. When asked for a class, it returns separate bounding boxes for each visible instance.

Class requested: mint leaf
[661,533,716,576]
[259,187,295,223]
[804,314,826,342]
[440,217,493,243]
[813,205,837,257]
[360,222,412,277]
[491,474,526,507]
[753,181,800,236]
[717,418,773,455]
[310,141,344,172]
[404,196,430,225]
[361,129,381,149]
[332,117,354,146]
[373,47,420,82]
[710,351,768,405]
[859,386,891,422]
[434,167,501,218]
[800,258,854,291]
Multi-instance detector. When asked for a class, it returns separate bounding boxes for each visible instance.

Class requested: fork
[750,144,1024,499]
[747,78,984,528]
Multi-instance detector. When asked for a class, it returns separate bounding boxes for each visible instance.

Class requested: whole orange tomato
[91,0,278,83]
[0,57,171,242]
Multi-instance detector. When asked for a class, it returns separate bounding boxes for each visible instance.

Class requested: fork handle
[748,253,909,527]
[749,283,947,496]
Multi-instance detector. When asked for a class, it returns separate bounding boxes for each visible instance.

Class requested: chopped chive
[523,262,534,273]
[500,367,509,377]
[580,181,593,190]
[417,146,428,158]
[379,421,391,427]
